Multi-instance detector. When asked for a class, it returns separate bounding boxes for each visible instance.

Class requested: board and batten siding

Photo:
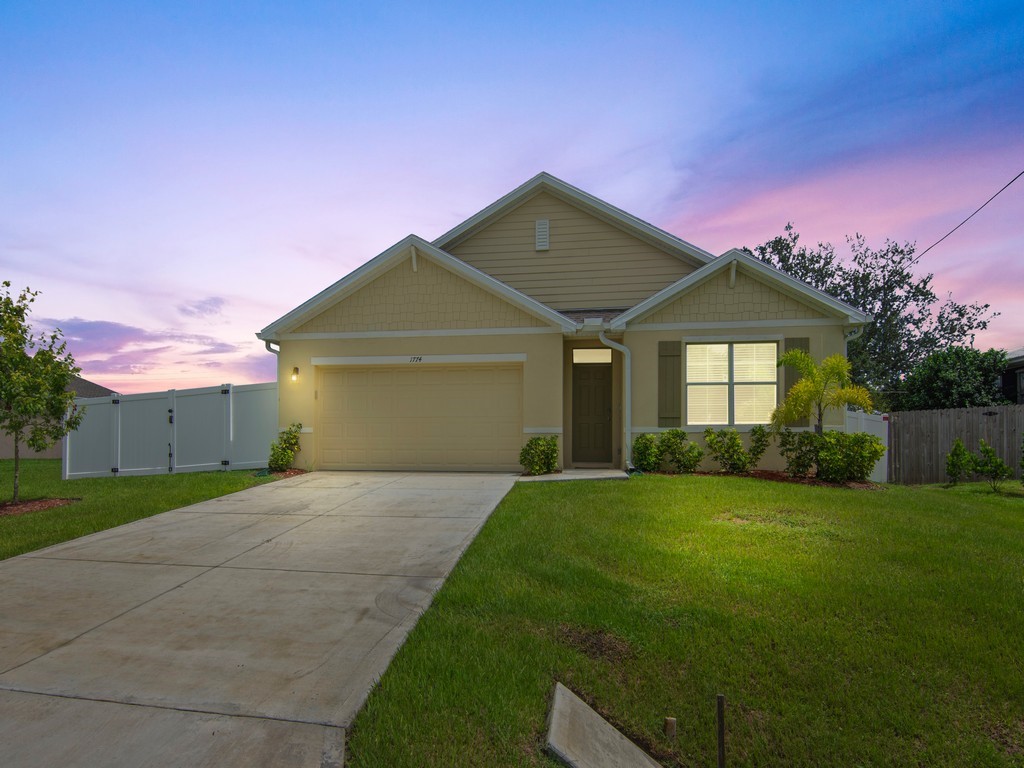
[447,192,696,310]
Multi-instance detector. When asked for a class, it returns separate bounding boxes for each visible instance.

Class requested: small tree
[945,438,974,486]
[770,350,873,434]
[975,439,1013,492]
[0,282,83,503]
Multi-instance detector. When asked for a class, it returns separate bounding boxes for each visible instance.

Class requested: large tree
[0,282,83,503]
[749,225,997,409]
[895,346,1009,411]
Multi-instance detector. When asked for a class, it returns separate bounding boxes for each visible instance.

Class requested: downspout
[844,325,864,356]
[264,340,280,356]
[598,330,631,467]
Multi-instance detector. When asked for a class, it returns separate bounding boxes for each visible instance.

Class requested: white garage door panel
[319,365,523,470]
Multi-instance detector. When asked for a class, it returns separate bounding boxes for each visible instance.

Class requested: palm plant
[771,350,873,433]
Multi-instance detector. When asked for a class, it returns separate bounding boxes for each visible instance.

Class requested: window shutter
[784,338,810,428]
[658,341,681,427]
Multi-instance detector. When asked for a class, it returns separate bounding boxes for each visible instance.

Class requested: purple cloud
[177,296,226,318]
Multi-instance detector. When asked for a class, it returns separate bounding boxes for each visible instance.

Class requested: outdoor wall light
[291,367,299,382]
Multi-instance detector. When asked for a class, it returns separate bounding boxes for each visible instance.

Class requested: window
[686,342,777,425]
[572,348,612,364]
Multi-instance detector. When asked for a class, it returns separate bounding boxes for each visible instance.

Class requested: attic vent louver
[535,219,550,251]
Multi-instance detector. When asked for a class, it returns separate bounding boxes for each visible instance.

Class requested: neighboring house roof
[609,248,872,330]
[70,375,117,398]
[1005,347,1024,369]
[433,172,714,269]
[258,234,577,341]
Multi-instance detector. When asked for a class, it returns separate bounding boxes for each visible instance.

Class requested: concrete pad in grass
[546,683,660,768]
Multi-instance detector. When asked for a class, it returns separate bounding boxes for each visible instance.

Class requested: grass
[0,459,276,560]
[347,476,1024,767]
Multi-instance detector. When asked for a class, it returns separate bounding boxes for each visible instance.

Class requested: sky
[1,1,1022,393]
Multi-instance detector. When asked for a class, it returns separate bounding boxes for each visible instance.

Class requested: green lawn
[0,459,276,560]
[347,476,1024,767]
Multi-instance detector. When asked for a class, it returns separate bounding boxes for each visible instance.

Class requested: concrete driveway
[0,471,515,767]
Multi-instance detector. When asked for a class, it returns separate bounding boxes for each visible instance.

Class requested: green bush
[975,439,1013,492]
[777,429,821,477]
[815,431,886,484]
[658,429,703,473]
[702,426,768,474]
[945,437,974,485]
[268,422,302,472]
[1020,436,1023,487]
[631,433,662,473]
[519,436,559,476]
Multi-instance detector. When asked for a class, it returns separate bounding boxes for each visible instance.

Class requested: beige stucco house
[257,173,869,472]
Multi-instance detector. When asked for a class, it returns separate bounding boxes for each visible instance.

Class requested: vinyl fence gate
[63,382,279,480]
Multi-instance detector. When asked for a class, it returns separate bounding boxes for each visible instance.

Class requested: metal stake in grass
[664,716,676,740]
[717,694,726,768]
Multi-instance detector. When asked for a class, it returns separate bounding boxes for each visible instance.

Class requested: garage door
[318,364,523,470]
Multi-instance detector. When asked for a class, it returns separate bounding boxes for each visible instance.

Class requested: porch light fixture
[291,367,299,382]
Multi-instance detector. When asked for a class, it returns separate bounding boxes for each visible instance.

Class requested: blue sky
[1,1,1021,392]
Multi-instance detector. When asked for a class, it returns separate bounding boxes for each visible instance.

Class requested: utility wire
[913,168,1024,263]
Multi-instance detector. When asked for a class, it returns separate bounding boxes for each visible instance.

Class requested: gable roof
[609,248,871,330]
[71,375,117,397]
[432,172,714,269]
[257,235,577,340]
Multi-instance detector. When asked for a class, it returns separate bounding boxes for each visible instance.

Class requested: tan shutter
[658,341,681,427]
[784,338,810,428]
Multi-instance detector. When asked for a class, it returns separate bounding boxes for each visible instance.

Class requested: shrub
[702,427,767,474]
[658,429,703,473]
[815,431,886,484]
[777,429,821,477]
[519,436,559,476]
[268,422,302,472]
[975,439,1013,492]
[1021,436,1024,487]
[631,433,662,473]
[945,438,974,485]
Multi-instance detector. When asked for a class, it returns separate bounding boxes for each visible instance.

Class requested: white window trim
[685,342,778,427]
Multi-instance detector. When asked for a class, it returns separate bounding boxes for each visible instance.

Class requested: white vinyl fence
[63,382,278,480]
[845,410,890,483]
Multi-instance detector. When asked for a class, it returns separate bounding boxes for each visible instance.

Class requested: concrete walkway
[0,471,516,767]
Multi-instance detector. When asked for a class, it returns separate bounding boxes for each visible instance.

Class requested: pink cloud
[668,142,1024,351]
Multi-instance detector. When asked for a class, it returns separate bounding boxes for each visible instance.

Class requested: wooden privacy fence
[889,404,1024,484]
[63,382,278,480]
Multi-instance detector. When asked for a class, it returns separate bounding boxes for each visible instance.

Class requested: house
[257,173,870,471]
[1002,347,1024,404]
[0,375,118,460]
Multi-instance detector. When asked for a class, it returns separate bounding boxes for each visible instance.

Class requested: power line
[913,168,1024,263]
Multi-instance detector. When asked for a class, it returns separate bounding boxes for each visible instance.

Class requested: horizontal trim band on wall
[310,353,528,366]
[281,327,562,340]
[627,318,842,331]
[523,427,563,434]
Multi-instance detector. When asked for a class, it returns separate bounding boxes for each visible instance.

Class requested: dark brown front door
[572,363,612,463]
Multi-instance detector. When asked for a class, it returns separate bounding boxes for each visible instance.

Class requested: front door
[572,363,612,463]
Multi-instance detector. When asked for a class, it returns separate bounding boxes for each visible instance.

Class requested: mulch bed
[270,468,307,478]
[0,498,80,517]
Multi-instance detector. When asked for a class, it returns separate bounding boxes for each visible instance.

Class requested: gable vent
[535,219,550,251]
